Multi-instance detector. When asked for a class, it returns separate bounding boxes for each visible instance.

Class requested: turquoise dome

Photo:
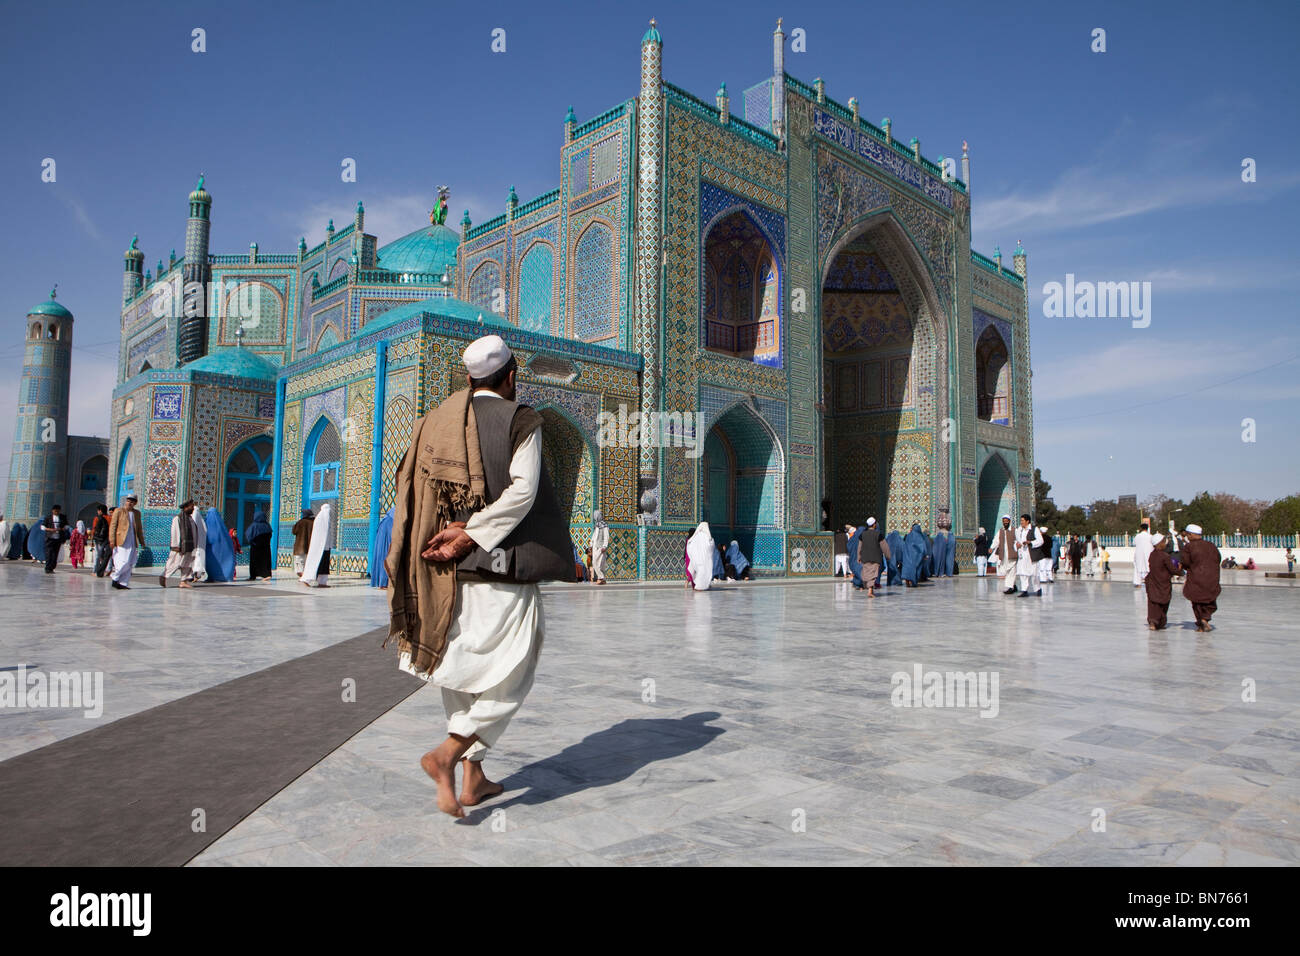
[186,347,278,380]
[376,224,459,278]
[363,297,512,334]
[29,295,72,320]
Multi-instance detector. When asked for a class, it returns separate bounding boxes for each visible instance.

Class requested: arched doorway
[80,455,108,492]
[820,222,939,533]
[978,455,1015,536]
[700,402,782,564]
[116,439,135,503]
[537,407,594,532]
[224,435,273,542]
[976,325,1011,424]
[701,210,781,366]
[302,417,342,511]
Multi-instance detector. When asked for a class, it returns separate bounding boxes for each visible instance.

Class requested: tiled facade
[79,21,1031,576]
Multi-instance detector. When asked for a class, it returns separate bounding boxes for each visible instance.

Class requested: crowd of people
[0,499,339,590]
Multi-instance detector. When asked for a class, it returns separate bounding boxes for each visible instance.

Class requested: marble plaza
[3,562,1298,866]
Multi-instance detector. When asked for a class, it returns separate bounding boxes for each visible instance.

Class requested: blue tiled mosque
[15,20,1035,578]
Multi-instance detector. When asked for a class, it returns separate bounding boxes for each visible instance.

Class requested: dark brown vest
[456,395,575,583]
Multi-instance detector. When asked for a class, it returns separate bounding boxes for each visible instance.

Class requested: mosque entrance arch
[820,218,942,533]
[699,402,783,566]
[224,435,273,542]
[978,454,1015,537]
[536,407,595,532]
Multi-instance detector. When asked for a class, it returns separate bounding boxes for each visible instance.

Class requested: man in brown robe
[1179,523,1222,631]
[1144,533,1177,630]
[290,508,314,577]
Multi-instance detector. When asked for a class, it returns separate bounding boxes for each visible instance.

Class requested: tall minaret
[634,19,665,518]
[6,289,74,525]
[178,174,213,364]
[122,235,144,303]
[771,18,786,143]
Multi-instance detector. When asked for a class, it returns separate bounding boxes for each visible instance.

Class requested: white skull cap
[463,334,513,379]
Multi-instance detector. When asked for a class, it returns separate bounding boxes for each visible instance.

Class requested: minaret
[6,288,74,525]
[179,174,213,365]
[122,235,144,303]
[961,141,970,190]
[771,19,786,144]
[634,18,665,519]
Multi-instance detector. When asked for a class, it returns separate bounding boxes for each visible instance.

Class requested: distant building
[4,290,109,528]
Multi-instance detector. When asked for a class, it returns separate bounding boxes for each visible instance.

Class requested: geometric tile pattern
[342,383,373,519]
[379,396,414,514]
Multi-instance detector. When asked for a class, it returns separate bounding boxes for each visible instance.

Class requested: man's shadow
[462,711,724,823]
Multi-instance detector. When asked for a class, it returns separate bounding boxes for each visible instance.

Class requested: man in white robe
[994,515,1018,594]
[191,504,208,582]
[160,500,199,588]
[109,494,145,589]
[1037,526,1054,585]
[1015,514,1043,597]
[1132,522,1154,588]
[398,334,574,818]
[0,516,9,560]
[589,510,609,585]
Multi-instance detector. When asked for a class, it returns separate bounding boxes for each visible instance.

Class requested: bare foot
[420,743,466,818]
[460,759,505,806]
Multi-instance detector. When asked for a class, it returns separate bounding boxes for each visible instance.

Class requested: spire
[961,140,970,189]
[50,284,58,300]
[642,17,661,45]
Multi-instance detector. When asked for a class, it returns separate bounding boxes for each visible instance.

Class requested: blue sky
[1,0,1296,508]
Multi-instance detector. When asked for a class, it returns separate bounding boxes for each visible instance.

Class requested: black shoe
[1018,591,1030,598]
[111,581,123,589]
[1003,587,1017,594]
[1034,590,1043,596]
[159,575,167,588]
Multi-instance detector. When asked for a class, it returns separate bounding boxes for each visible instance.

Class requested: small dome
[375,223,460,277]
[642,18,661,44]
[29,290,72,320]
[186,347,278,381]
[189,174,211,204]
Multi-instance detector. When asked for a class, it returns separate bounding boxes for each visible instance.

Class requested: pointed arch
[302,415,342,509]
[116,438,135,503]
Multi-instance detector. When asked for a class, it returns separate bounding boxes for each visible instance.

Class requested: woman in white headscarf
[0,516,9,562]
[301,502,334,588]
[685,522,716,592]
[589,510,609,585]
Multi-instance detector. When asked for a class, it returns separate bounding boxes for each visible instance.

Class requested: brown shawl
[384,389,487,677]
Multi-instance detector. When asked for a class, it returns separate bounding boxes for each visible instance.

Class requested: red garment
[229,527,242,555]
[684,544,693,586]
[69,529,86,567]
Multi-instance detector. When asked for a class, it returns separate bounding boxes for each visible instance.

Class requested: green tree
[1183,490,1226,534]
[1259,495,1300,534]
[1214,493,1267,534]
[1033,468,1061,526]
[1060,505,1087,532]
[1086,499,1130,535]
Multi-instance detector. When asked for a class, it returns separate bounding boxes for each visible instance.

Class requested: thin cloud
[55,191,104,243]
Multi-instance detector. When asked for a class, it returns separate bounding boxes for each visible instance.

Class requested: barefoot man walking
[386,334,575,817]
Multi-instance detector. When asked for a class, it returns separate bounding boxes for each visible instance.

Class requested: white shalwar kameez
[110,515,139,586]
[1015,524,1043,594]
[1132,530,1154,587]
[398,390,544,762]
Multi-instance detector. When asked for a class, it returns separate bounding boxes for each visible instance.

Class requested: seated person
[725,540,752,580]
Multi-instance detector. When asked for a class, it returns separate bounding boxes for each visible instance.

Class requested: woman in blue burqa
[7,522,27,560]
[204,507,236,582]
[845,523,865,589]
[885,529,904,585]
[370,506,395,587]
[724,540,752,580]
[901,523,929,586]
